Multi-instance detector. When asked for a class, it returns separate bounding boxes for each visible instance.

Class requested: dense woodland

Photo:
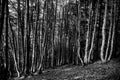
[0,0,120,79]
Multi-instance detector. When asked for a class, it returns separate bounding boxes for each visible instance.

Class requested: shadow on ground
[11,59,120,80]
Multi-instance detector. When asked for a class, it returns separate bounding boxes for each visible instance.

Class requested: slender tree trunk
[17,0,24,76]
[5,0,9,79]
[108,1,116,61]
[100,0,108,62]
[31,2,38,73]
[0,0,6,40]
[77,0,84,65]
[9,19,20,78]
[16,0,21,77]
[20,1,25,75]
[24,0,29,75]
[105,1,113,61]
[84,2,92,64]
[35,4,46,74]
[88,1,99,63]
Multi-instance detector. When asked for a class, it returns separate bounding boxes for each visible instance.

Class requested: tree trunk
[100,0,108,62]
[9,19,20,78]
[84,2,92,64]
[5,0,9,79]
[77,0,84,66]
[88,1,99,63]
[0,0,6,40]
[105,1,113,61]
[108,0,116,61]
[24,0,29,75]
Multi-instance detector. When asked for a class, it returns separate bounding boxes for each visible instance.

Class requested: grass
[12,59,120,80]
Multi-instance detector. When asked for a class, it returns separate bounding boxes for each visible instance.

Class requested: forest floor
[13,59,120,80]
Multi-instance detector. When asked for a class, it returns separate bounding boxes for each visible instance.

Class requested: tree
[0,0,6,40]
[24,0,30,75]
[0,0,120,79]
[77,0,84,66]
[84,1,93,64]
[88,0,99,63]
[100,0,108,63]
[108,0,116,61]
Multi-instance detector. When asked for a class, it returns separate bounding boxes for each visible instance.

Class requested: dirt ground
[12,59,120,80]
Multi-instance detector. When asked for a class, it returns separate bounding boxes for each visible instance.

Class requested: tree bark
[84,2,92,64]
[105,1,113,61]
[88,1,99,63]
[24,0,29,75]
[77,0,84,65]
[0,0,6,40]
[108,0,116,61]
[5,0,9,79]
[100,0,108,62]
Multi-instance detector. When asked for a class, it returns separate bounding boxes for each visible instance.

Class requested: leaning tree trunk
[9,19,20,78]
[77,0,84,66]
[100,0,108,63]
[88,0,99,63]
[84,2,92,64]
[105,0,113,61]
[108,0,116,61]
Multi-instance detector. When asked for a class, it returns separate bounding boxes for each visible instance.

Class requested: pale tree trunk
[16,0,20,75]
[31,2,38,73]
[36,23,46,74]
[84,2,92,64]
[77,0,84,65]
[108,0,116,61]
[55,0,58,65]
[34,4,45,75]
[17,0,24,76]
[105,1,113,61]
[10,42,20,78]
[16,0,22,77]
[32,1,40,73]
[9,20,20,78]
[31,24,35,73]
[100,0,108,62]
[88,1,99,63]
[60,10,63,66]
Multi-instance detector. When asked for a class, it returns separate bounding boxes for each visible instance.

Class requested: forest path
[16,59,120,80]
